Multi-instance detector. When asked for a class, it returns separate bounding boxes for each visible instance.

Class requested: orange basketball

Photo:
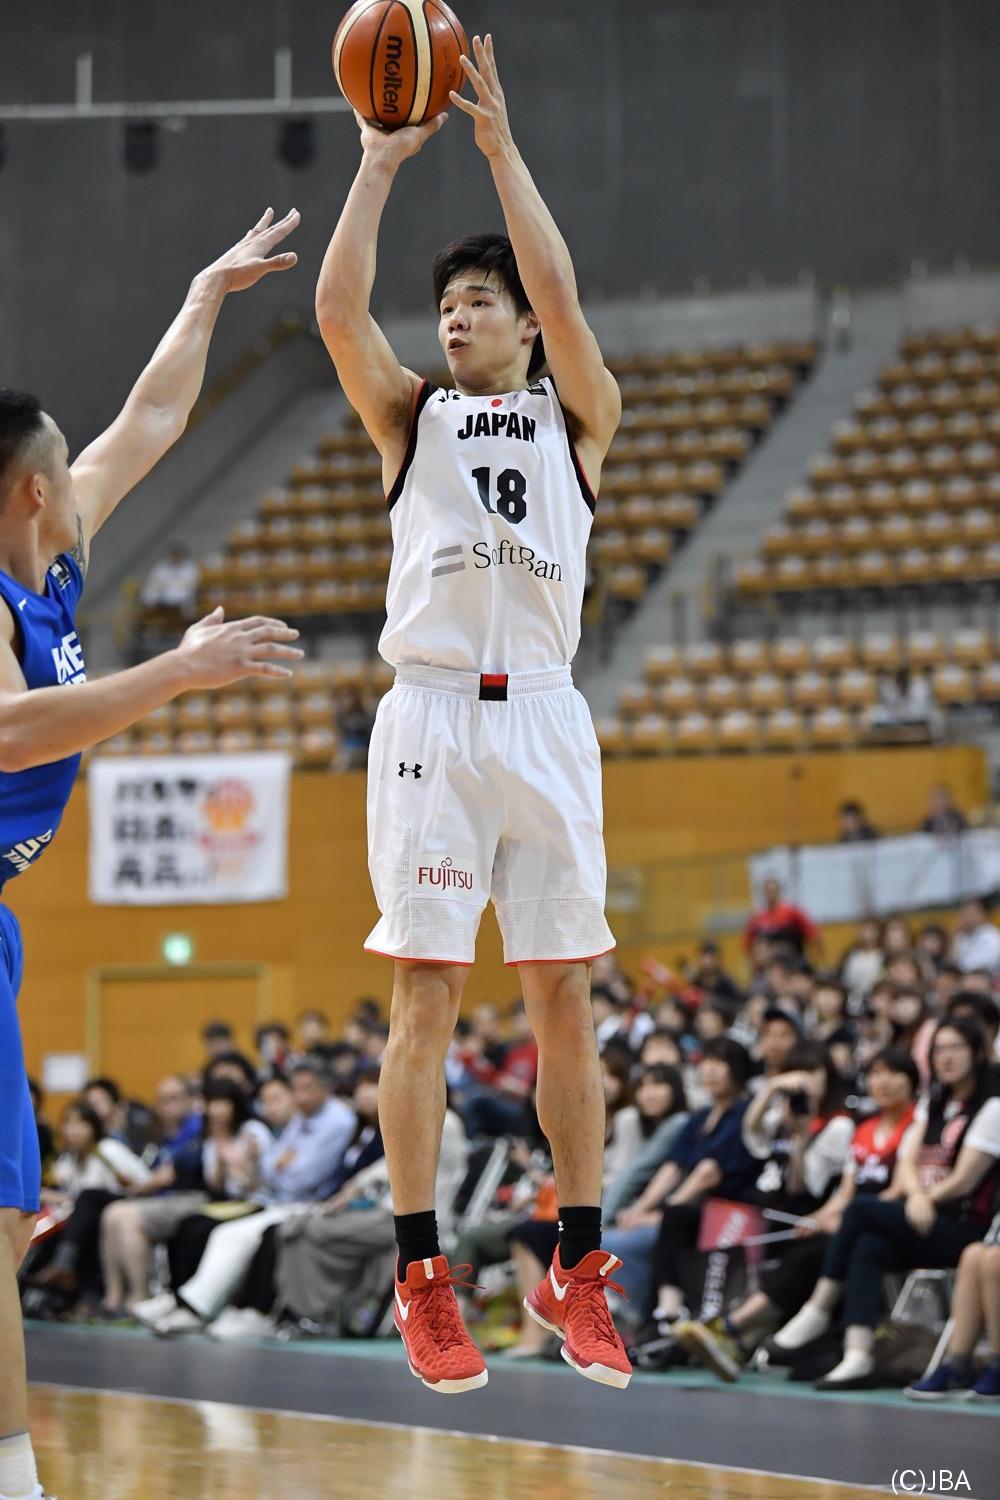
[333,0,468,130]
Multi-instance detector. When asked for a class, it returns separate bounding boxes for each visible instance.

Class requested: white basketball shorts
[364,665,615,966]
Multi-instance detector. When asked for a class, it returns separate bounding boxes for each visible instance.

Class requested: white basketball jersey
[378,377,597,673]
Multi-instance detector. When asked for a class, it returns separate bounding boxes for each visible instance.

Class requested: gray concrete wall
[2,0,999,451]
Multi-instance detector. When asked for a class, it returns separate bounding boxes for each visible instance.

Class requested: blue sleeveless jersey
[0,552,86,890]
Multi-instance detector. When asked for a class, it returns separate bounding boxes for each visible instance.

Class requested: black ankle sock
[558,1205,603,1270]
[394,1210,441,1276]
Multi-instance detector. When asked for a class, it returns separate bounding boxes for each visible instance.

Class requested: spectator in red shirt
[745,877,821,959]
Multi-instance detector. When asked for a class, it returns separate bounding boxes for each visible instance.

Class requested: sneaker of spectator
[905,1360,976,1401]
[967,1362,1000,1401]
[205,1306,278,1342]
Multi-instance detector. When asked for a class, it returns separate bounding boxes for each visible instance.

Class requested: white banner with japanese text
[88,753,291,905]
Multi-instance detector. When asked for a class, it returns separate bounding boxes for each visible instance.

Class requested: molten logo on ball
[382,34,405,116]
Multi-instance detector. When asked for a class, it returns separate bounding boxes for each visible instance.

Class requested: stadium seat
[716,709,760,752]
[761,708,804,751]
[594,716,629,756]
[807,707,855,750]
[672,712,715,753]
[631,714,671,756]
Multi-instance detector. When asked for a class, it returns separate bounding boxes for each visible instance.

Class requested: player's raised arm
[315,111,447,465]
[450,35,621,464]
[69,208,300,566]
[0,606,302,773]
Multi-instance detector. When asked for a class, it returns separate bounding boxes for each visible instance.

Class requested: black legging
[759,1235,829,1316]
[52,1187,119,1293]
[234,1224,281,1315]
[652,1203,704,1292]
[167,1214,219,1292]
[821,1197,984,1328]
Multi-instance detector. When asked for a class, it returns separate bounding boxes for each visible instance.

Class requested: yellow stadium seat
[907,631,945,670]
[175,730,216,755]
[861,633,902,673]
[684,642,724,680]
[746,673,785,712]
[296,728,339,770]
[932,664,974,707]
[952,628,990,668]
[631,714,671,756]
[260,726,297,753]
[177,695,211,731]
[660,677,699,716]
[216,729,257,754]
[812,635,854,673]
[258,693,295,731]
[595,717,629,756]
[761,708,804,751]
[643,644,682,685]
[729,639,770,678]
[792,671,831,711]
[704,674,741,713]
[673,712,716,753]
[716,710,760,753]
[299,692,336,730]
[837,669,878,710]
[214,694,255,731]
[619,682,655,719]
[807,707,855,750]
[772,637,810,674]
[976,662,1000,703]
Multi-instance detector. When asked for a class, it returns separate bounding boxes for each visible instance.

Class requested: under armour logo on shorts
[398,763,423,779]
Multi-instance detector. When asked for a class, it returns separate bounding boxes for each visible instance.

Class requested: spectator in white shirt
[140,542,200,619]
[952,898,1000,975]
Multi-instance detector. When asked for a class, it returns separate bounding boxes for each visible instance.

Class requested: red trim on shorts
[364,945,474,967]
[503,946,616,968]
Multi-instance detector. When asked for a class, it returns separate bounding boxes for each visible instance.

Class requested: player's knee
[390,964,462,1048]
[0,1207,24,1260]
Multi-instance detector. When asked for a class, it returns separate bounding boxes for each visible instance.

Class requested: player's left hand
[450,34,514,160]
[202,207,300,293]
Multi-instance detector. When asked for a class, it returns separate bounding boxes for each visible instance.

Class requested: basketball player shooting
[0,210,302,1500]
[316,33,632,1393]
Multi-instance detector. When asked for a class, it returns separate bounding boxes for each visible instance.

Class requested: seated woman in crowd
[677,1046,918,1380]
[771,1015,1000,1389]
[27,1100,150,1307]
[133,1077,284,1324]
[601,1038,756,1327]
[906,1237,1000,1402]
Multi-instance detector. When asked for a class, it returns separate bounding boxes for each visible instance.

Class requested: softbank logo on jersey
[51,631,87,685]
[416,856,473,891]
[474,539,562,582]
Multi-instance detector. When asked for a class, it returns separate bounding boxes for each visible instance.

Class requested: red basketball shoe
[393,1255,488,1394]
[524,1246,632,1389]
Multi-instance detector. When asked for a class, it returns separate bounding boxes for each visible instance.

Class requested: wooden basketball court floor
[26,1324,996,1500]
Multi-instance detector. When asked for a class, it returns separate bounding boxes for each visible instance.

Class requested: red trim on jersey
[504,946,616,968]
[480,673,508,687]
[364,945,474,967]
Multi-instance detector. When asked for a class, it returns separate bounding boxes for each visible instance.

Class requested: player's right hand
[175,607,304,688]
[356,107,448,166]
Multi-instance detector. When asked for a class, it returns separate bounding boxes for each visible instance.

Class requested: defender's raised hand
[201,207,300,293]
[449,34,513,160]
[176,608,304,688]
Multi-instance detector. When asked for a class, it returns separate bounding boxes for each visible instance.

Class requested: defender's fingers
[449,91,482,119]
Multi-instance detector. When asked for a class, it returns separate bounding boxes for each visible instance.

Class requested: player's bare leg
[381,961,487,1393]
[380,962,467,1214]
[519,962,604,1207]
[519,961,632,1388]
[0,1208,39,1496]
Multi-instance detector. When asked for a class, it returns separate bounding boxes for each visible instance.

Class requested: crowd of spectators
[21,894,1000,1400]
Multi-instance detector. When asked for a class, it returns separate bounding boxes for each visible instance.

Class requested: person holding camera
[674,1041,857,1379]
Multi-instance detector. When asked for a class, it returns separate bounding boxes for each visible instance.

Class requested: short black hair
[432,233,545,378]
[84,1076,121,1103]
[867,1045,920,1097]
[0,389,49,497]
[947,988,1000,1037]
[62,1098,106,1143]
[292,1059,332,1089]
[255,1021,290,1047]
[701,1036,753,1090]
[203,1049,258,1094]
[202,1020,234,1041]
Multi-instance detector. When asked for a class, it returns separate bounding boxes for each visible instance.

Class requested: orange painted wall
[8,743,986,1088]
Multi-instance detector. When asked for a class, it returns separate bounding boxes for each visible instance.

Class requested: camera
[786,1089,811,1115]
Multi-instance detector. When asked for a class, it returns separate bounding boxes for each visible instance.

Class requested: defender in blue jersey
[0,209,302,1500]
